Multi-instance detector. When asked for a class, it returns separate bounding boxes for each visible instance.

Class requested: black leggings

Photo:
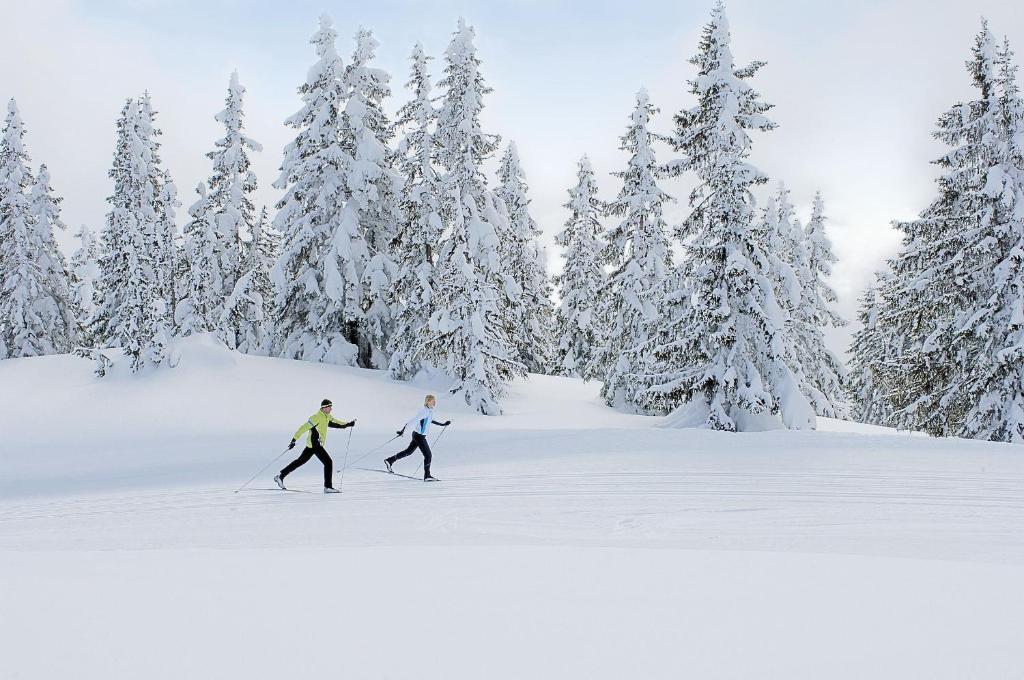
[280,445,333,488]
[389,433,432,477]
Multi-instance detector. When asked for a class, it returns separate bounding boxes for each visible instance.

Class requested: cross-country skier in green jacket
[275,399,355,493]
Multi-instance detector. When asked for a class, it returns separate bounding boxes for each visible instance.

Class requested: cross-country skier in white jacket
[385,394,450,481]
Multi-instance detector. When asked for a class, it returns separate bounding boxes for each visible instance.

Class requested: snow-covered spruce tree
[846,275,895,426]
[342,28,402,366]
[139,94,179,333]
[0,103,78,357]
[201,71,262,346]
[589,88,672,410]
[553,155,607,378]
[222,206,279,355]
[26,164,78,353]
[958,35,1024,443]
[94,97,174,371]
[756,186,812,404]
[344,27,400,258]
[387,43,444,380]
[642,3,814,430]
[177,71,261,345]
[760,184,848,418]
[418,18,524,414]
[495,141,555,374]
[176,183,222,336]
[70,224,102,348]
[91,100,133,355]
[272,15,367,366]
[0,99,36,360]
[878,21,1007,436]
[800,192,849,417]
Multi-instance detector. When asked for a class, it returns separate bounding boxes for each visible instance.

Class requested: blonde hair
[424,394,436,406]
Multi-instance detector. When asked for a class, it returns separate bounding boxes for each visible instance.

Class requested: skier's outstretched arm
[431,419,451,427]
[328,415,355,429]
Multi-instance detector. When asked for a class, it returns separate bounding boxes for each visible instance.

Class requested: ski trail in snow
[3,461,1023,565]
[4,468,1024,525]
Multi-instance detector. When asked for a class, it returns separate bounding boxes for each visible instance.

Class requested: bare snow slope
[1,336,1022,679]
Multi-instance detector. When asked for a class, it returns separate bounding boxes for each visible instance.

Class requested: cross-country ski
[358,467,440,482]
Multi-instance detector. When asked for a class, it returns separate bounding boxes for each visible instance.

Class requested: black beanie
[321,399,333,407]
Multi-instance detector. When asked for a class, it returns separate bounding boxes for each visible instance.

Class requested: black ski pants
[388,432,432,477]
[280,444,333,488]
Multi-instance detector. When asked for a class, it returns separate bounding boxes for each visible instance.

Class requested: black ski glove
[443,420,452,427]
[288,439,296,450]
[396,427,405,436]
[345,420,356,429]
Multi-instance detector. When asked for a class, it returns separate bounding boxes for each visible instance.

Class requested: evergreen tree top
[997,35,1023,138]
[410,41,428,65]
[805,191,838,268]
[400,43,433,102]
[671,2,775,173]
[497,141,527,189]
[275,14,351,194]
[567,155,599,206]
[558,154,605,246]
[137,91,160,146]
[967,19,999,97]
[1,98,34,217]
[312,14,340,60]
[690,2,766,85]
[395,42,435,135]
[30,164,65,227]
[610,88,672,214]
[437,17,499,190]
[350,27,380,69]
[286,14,346,113]
[345,27,391,140]
[1,98,30,168]
[497,141,541,243]
[212,71,263,154]
[446,18,481,66]
[440,18,493,101]
[932,20,1002,161]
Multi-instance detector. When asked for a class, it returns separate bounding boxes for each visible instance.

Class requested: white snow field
[2,337,1023,679]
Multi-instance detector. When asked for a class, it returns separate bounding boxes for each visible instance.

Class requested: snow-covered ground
[2,337,1023,678]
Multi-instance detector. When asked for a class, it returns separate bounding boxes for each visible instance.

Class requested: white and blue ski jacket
[403,407,446,436]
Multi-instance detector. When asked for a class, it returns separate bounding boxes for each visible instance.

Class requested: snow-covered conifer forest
[2,4,1024,677]
[1,7,1021,440]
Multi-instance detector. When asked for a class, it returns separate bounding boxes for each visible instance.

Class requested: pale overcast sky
[2,0,1023,356]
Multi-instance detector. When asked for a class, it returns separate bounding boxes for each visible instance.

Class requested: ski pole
[337,427,355,491]
[234,446,293,494]
[414,425,448,477]
[342,434,402,471]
